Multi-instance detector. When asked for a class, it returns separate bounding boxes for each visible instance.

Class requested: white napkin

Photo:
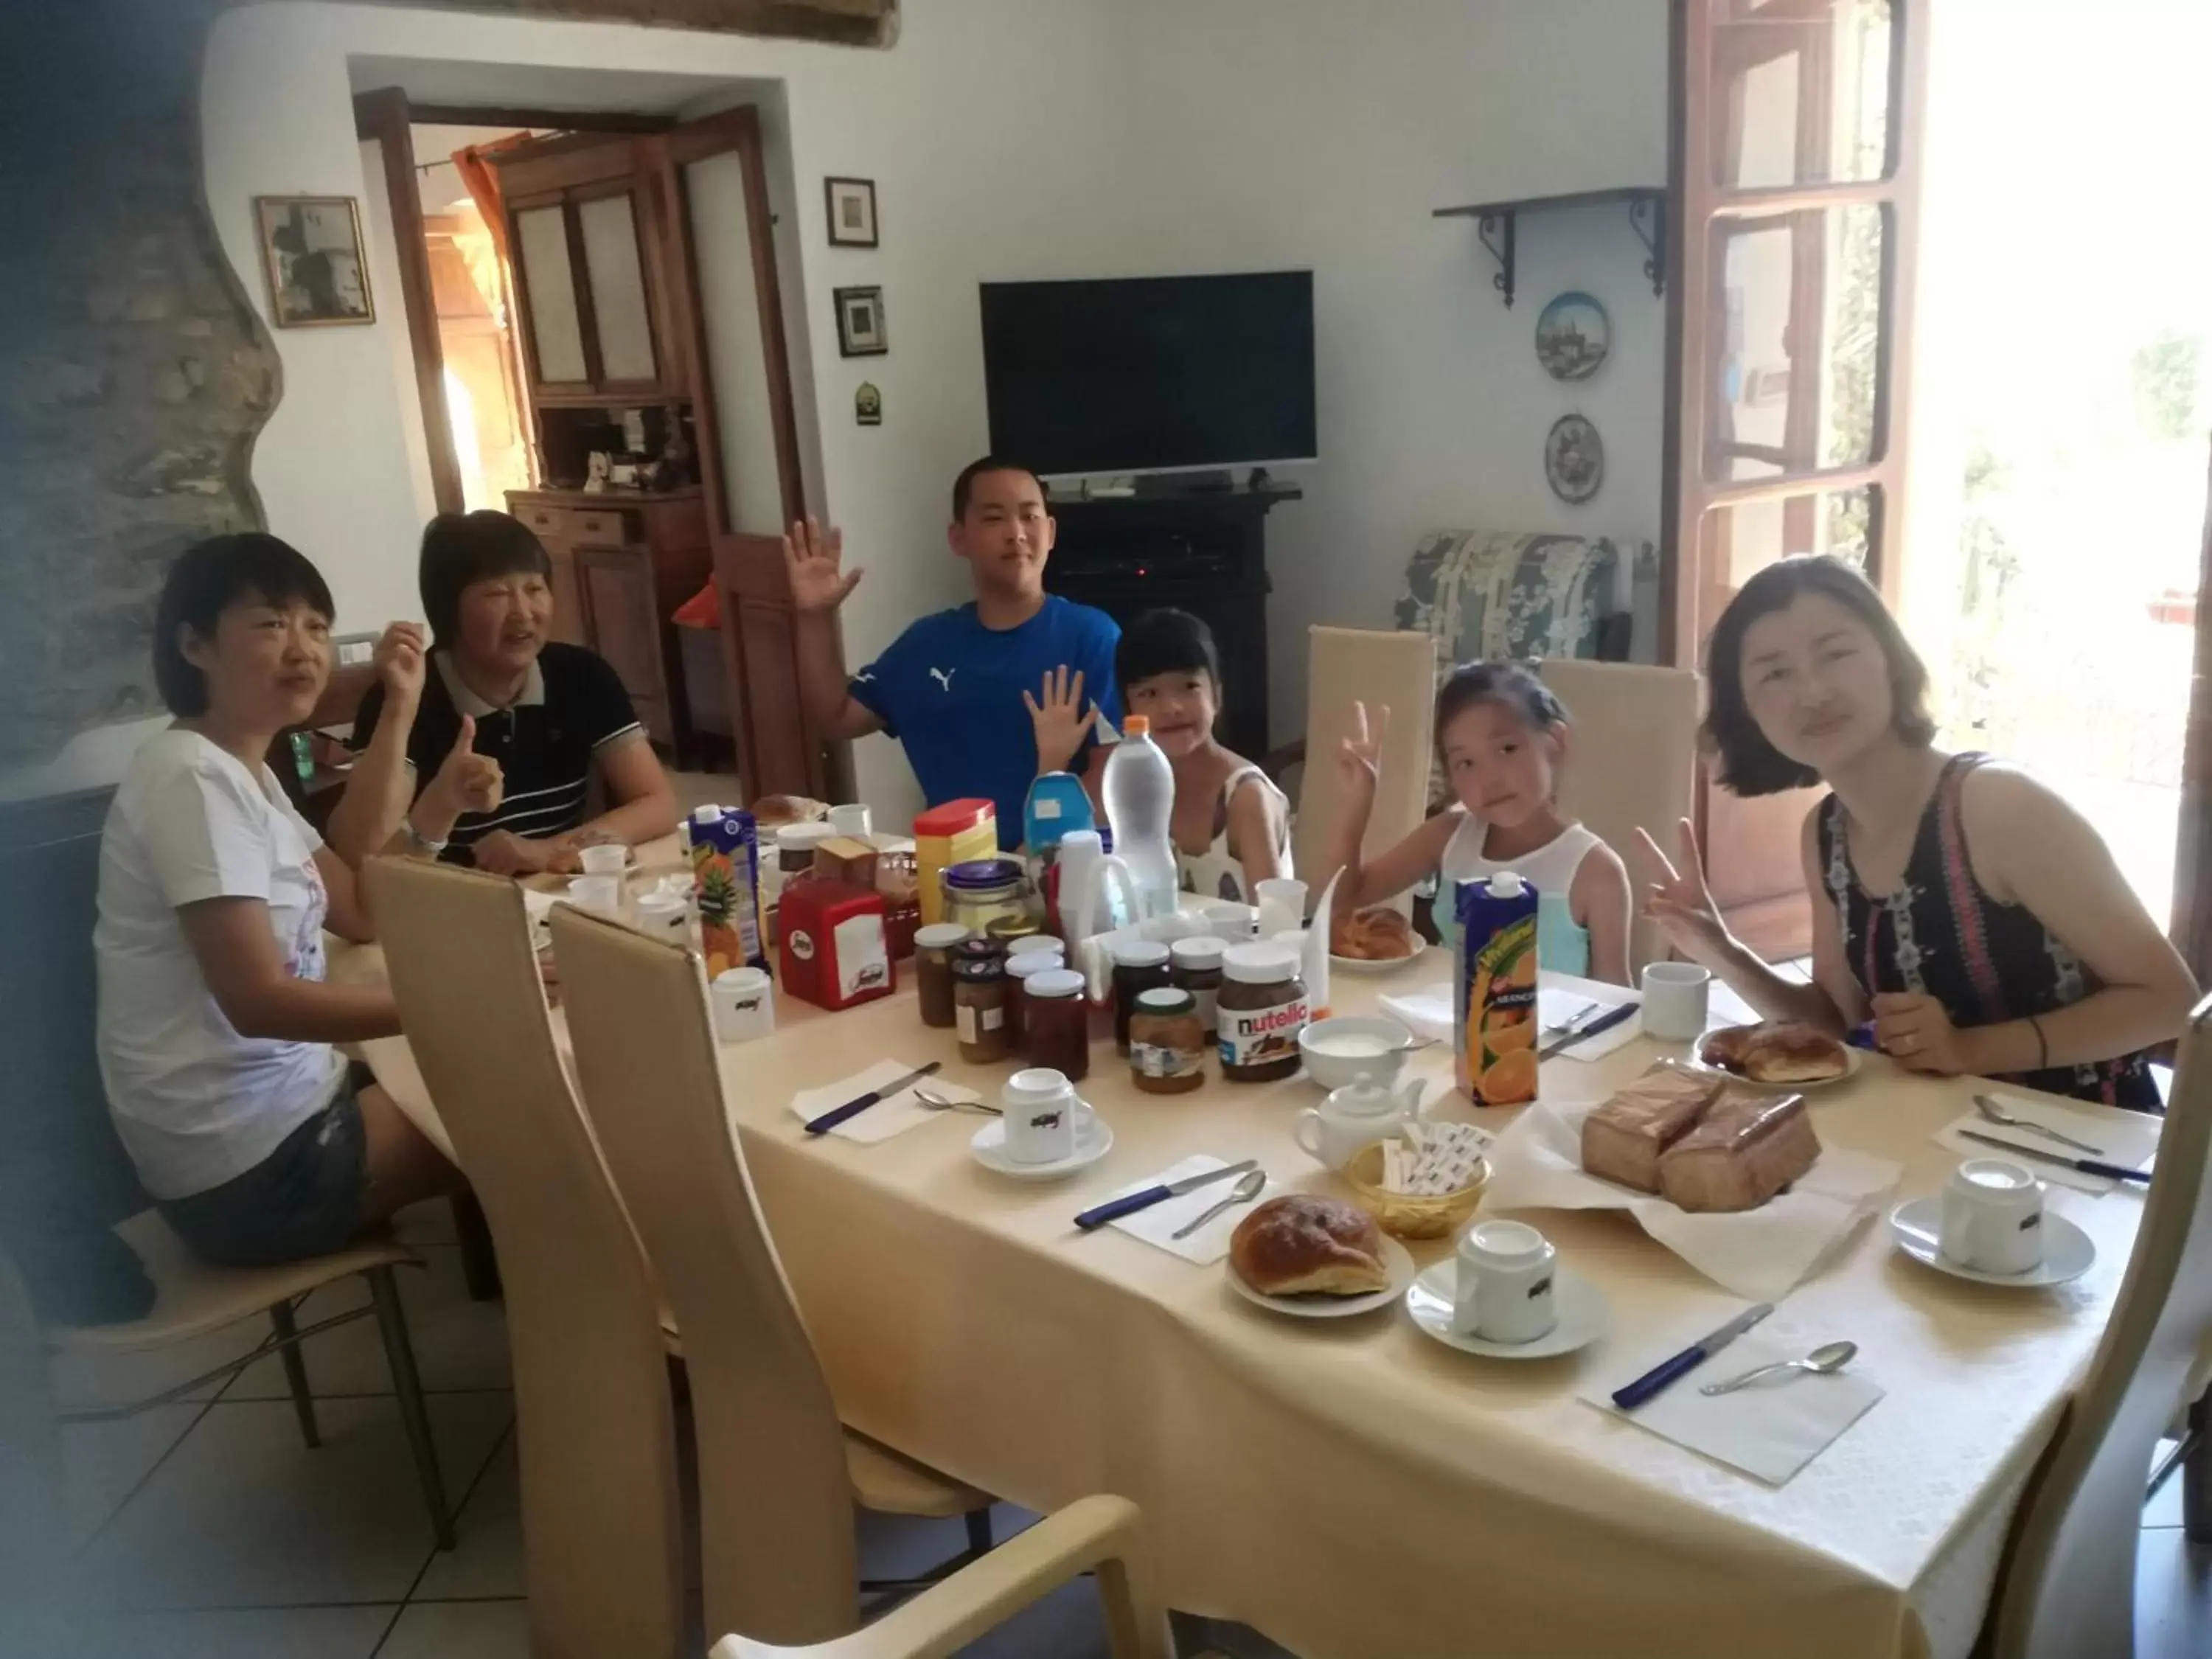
[1377,982,1644,1062]
[1934,1094,2160,1195]
[1584,1333,1885,1486]
[1099,1155,1279,1265]
[787,1060,983,1144]
[1481,1097,1901,1300]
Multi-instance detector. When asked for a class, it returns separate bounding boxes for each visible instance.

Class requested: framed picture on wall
[835,285,888,357]
[252,195,375,327]
[824,177,879,248]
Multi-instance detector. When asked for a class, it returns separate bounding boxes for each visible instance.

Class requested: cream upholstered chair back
[1988,994,2212,1659]
[1293,627,1439,910]
[364,858,684,1659]
[548,903,863,1648]
[1531,659,1700,973]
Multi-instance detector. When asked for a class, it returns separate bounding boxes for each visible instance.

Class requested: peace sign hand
[1632,816,1731,964]
[1337,701,1388,801]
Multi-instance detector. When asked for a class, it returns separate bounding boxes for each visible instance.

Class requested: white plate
[1227,1235,1416,1319]
[1683,1039,1863,1091]
[970,1110,1113,1183]
[1329,950,1429,978]
[1886,1196,2097,1287]
[1404,1262,1607,1359]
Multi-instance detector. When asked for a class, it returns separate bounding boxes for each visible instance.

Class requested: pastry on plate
[1699,1020,1848,1085]
[1230,1194,1391,1296]
[1329,905,1416,961]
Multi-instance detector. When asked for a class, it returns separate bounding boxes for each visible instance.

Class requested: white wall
[198,0,1666,818]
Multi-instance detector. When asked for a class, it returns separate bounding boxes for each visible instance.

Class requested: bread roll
[1230,1194,1391,1296]
[1580,1065,1722,1193]
[1658,1085,1821,1212]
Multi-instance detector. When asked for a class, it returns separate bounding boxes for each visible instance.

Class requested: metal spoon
[914,1088,1000,1116]
[1172,1168,1267,1239]
[1972,1093,2102,1155]
[1700,1339,1858,1397]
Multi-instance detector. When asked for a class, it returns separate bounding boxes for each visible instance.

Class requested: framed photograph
[835,285,888,357]
[252,196,375,328]
[824,177,879,248]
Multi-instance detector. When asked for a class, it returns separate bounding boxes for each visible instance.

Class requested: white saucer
[1226,1236,1416,1319]
[970,1111,1113,1183]
[1887,1196,2097,1287]
[1683,1040,1863,1091]
[1404,1262,1607,1359]
[1329,950,1428,978]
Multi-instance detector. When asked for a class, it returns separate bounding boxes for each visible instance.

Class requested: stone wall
[0,0,890,772]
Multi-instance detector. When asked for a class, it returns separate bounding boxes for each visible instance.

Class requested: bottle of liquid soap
[1101,715,1178,920]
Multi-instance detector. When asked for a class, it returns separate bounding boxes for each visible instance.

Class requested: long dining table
[335,849,2154,1659]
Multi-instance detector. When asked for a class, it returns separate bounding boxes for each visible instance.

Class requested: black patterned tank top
[1815,753,2159,1109]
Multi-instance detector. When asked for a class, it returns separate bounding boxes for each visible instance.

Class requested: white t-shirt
[94,728,344,1200]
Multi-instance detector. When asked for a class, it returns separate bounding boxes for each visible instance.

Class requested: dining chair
[1986,990,2212,1658]
[548,904,1052,1650]
[365,856,686,1659]
[1276,626,1439,906]
[1531,658,1700,973]
[708,1494,1155,1659]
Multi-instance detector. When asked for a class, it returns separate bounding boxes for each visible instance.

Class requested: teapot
[1293,1073,1425,1172]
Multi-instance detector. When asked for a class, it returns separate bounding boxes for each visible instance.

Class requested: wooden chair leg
[964,1507,994,1557]
[267,1301,319,1449]
[2185,1390,2211,1543]
[366,1265,454,1550]
[452,1194,501,1302]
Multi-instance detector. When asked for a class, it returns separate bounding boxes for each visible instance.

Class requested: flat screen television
[979,271,1316,478]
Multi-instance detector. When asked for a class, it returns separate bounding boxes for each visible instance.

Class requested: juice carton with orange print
[1455,872,1540,1105]
[689,804,766,977]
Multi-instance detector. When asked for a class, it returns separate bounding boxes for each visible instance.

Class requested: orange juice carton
[1454,871,1540,1104]
[689,804,766,977]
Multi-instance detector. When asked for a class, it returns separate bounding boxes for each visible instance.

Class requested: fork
[1973,1093,2101,1155]
[915,1088,1000,1116]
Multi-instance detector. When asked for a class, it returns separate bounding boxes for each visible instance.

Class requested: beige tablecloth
[347,899,2150,1659]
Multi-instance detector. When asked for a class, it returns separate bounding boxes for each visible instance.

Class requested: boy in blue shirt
[788,458,1121,846]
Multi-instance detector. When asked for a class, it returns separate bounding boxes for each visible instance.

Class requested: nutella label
[1131,1041,1202,1080]
[1219,995,1310,1070]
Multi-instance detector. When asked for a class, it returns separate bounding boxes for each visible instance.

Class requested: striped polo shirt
[349,643,644,853]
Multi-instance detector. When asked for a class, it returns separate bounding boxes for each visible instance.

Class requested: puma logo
[928,667,956,692]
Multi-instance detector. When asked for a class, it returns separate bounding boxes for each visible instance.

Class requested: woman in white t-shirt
[96,534,499,1266]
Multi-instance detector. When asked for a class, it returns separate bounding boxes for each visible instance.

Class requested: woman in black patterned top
[1632,556,2191,1108]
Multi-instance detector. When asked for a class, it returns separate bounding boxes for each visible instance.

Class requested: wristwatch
[400,817,448,856]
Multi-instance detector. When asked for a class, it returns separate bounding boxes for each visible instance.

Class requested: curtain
[451,136,535,484]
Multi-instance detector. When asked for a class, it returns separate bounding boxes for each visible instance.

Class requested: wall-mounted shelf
[1433,187,1666,308]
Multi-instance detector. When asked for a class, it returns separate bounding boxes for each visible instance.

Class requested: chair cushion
[47,1209,415,1352]
[843,1427,992,1518]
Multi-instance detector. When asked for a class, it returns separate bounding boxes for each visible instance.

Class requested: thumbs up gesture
[428,714,503,819]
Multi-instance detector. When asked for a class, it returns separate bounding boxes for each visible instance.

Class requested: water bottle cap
[1122,714,1150,737]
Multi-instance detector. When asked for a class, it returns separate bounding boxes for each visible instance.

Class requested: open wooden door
[647,108,827,802]
[1666,0,1925,958]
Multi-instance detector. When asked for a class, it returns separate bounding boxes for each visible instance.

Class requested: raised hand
[1632,817,1730,964]
[1337,701,1388,799]
[427,714,503,819]
[1023,666,1096,774]
[372,620,428,705]
[782,517,861,613]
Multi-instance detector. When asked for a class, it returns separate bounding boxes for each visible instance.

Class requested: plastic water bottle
[1102,715,1179,919]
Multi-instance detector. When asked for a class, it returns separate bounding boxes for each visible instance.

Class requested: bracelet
[400,817,448,856]
[2027,1014,2048,1070]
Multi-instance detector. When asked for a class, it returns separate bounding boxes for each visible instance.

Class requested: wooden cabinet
[506,487,711,762]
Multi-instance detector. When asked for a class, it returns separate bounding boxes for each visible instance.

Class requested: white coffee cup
[1254,877,1307,939]
[1453,1220,1558,1344]
[829,804,873,839]
[633,891,689,942]
[578,843,629,877]
[1938,1158,2045,1274]
[999,1068,1095,1165]
[711,967,775,1043]
[1640,961,1713,1042]
[1202,900,1257,940]
[568,874,623,917]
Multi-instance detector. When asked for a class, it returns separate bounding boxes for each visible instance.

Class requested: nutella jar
[1169,936,1227,1043]
[1217,942,1310,1083]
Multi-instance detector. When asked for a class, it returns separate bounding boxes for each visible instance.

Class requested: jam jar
[1021,967,1091,1081]
[953,956,1011,1063]
[1127,987,1206,1095]
[1109,938,1172,1054]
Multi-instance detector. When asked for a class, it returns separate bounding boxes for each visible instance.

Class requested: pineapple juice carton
[1454,870,1540,1105]
[689,805,766,976]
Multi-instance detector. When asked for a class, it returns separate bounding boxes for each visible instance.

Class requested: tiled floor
[31,1200,2212,1658]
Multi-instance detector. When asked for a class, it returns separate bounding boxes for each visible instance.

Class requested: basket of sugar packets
[1343,1119,1492,1240]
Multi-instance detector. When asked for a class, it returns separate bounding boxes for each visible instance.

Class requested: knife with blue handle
[804,1061,942,1136]
[1075,1159,1260,1231]
[1541,1000,1640,1060]
[1610,1302,1773,1411]
[1958,1128,2151,1186]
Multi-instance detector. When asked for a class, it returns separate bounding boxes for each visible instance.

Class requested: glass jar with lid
[1001,949,1065,1051]
[1169,936,1228,1043]
[942,858,1036,937]
[913,922,969,1029]
[953,956,1011,1064]
[1109,937,1172,1054]
[1128,988,1206,1095]
[1021,967,1090,1080]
